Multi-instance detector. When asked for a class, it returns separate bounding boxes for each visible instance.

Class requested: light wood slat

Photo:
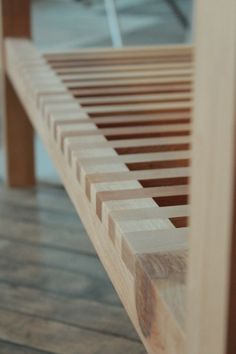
[48,102,190,120]
[94,181,187,205]
[110,212,188,249]
[65,135,191,152]
[65,135,191,167]
[45,44,192,59]
[85,168,189,200]
[87,112,191,123]
[5,38,192,354]
[110,204,189,221]
[57,123,190,151]
[75,157,189,188]
[86,167,190,183]
[95,185,188,220]
[79,92,191,106]
[55,62,192,74]
[78,160,189,189]
[66,76,192,89]
[38,92,75,107]
[47,112,190,140]
[78,150,190,165]
[47,53,191,64]
[101,198,168,232]
[58,122,190,135]
[71,84,192,97]
[48,57,191,68]
[84,102,191,115]
[39,97,191,121]
[47,53,191,63]
[40,95,191,111]
[60,68,192,81]
[108,205,189,246]
[47,110,88,127]
[95,184,188,203]
[51,58,191,69]
[48,111,190,127]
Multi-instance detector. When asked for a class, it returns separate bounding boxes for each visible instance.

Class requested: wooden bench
[1,1,236,354]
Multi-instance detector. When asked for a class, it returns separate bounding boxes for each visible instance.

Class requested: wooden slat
[79,92,192,106]
[66,76,192,89]
[71,84,192,97]
[44,44,192,60]
[59,68,192,81]
[55,62,192,74]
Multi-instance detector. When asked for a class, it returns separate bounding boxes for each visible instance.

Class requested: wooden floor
[0,181,146,354]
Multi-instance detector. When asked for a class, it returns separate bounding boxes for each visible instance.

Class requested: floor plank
[0,308,145,354]
[0,184,95,255]
[0,242,120,306]
[0,183,145,353]
[0,283,138,341]
[0,340,54,354]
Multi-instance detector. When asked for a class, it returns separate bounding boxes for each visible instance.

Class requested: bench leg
[3,75,35,187]
[0,0,35,187]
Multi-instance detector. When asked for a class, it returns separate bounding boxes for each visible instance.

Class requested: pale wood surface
[5,39,192,354]
[187,1,236,354]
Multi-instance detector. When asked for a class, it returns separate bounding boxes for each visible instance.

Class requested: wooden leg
[3,75,35,187]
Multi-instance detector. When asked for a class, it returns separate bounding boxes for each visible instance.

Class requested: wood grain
[0,0,35,187]
[0,183,143,352]
[187,1,236,354]
[0,308,145,354]
[4,39,191,354]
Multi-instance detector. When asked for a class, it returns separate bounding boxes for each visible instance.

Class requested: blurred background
[32,0,192,50]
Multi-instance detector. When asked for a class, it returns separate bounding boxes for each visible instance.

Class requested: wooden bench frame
[1,1,235,354]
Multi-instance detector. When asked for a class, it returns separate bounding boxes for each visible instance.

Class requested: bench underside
[5,39,192,354]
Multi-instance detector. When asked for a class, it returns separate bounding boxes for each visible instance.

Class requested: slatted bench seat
[3,1,236,354]
[4,38,192,354]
